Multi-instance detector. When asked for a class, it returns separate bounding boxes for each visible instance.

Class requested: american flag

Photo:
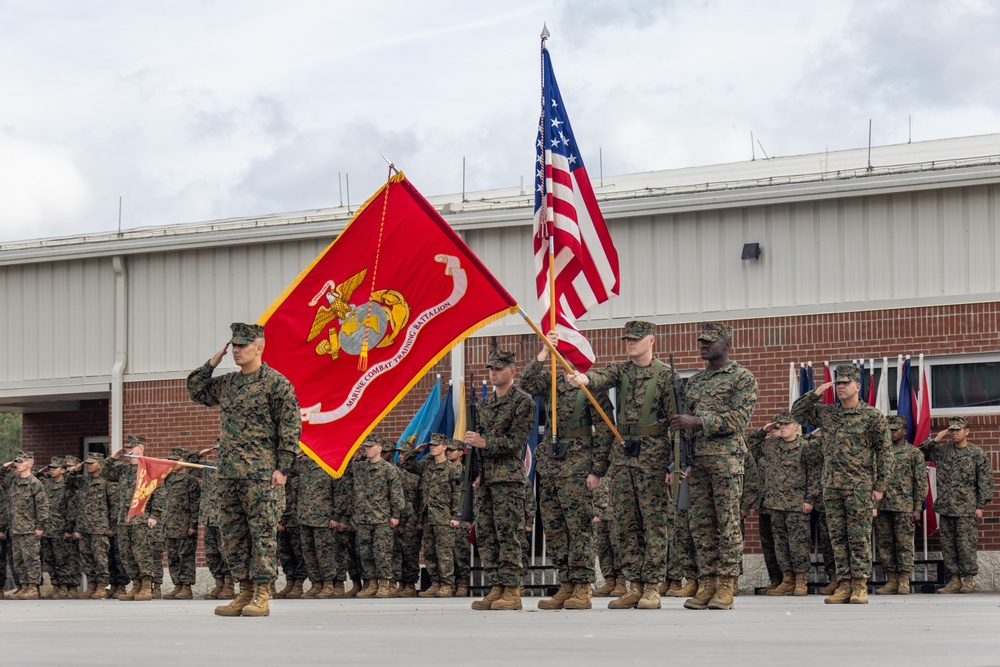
[533,44,619,372]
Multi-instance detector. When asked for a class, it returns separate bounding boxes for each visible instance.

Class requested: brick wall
[21,399,109,463]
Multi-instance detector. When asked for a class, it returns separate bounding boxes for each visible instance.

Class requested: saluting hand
[209,343,230,368]
[814,382,834,397]
[933,429,951,443]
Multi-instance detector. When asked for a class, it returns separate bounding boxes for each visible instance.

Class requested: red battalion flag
[533,33,620,372]
[260,173,519,477]
[128,456,181,520]
[915,354,937,534]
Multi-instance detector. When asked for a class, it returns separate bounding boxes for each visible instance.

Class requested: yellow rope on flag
[358,167,400,371]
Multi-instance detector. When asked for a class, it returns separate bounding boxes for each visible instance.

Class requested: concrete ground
[1,594,998,666]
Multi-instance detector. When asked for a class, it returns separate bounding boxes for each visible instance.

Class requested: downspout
[111,256,127,453]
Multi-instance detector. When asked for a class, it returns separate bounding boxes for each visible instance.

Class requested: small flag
[397,376,443,461]
[128,456,180,520]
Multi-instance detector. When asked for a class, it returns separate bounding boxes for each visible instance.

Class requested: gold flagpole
[519,307,623,445]
[541,25,558,449]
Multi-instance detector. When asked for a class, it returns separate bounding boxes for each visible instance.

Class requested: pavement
[2,594,999,667]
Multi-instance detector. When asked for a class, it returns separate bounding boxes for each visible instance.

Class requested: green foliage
[0,413,22,462]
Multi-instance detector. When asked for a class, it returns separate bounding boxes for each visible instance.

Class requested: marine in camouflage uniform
[574,321,677,610]
[274,455,305,597]
[73,453,114,598]
[737,448,760,593]
[333,452,364,594]
[200,461,235,599]
[188,322,301,617]
[389,441,422,596]
[748,412,819,596]
[101,436,166,601]
[791,364,890,604]
[40,457,77,598]
[798,431,835,593]
[919,416,994,594]
[161,448,201,598]
[873,415,928,595]
[673,322,757,610]
[467,349,535,611]
[445,445,471,595]
[521,335,613,610]
[592,478,622,596]
[296,454,339,598]
[1,452,49,599]
[61,456,86,595]
[414,433,463,596]
[349,434,404,597]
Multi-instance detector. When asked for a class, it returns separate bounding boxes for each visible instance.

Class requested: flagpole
[540,25,558,448]
[125,454,216,470]
[519,306,624,445]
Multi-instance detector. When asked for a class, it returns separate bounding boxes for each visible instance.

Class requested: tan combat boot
[610,575,627,597]
[455,583,468,597]
[608,581,644,609]
[242,582,271,617]
[564,583,592,610]
[824,579,852,604]
[767,572,795,596]
[959,575,975,594]
[152,583,162,599]
[274,578,294,599]
[658,581,669,596]
[793,572,809,596]
[937,575,961,594]
[356,578,379,598]
[472,585,504,610]
[637,582,662,609]
[765,575,782,594]
[683,576,718,610]
[20,584,40,600]
[664,580,683,596]
[400,583,418,597]
[302,580,324,598]
[490,585,522,610]
[419,582,441,598]
[818,570,838,596]
[285,579,305,599]
[708,575,736,610]
[732,576,740,597]
[79,582,97,599]
[175,584,193,600]
[875,571,898,595]
[162,584,182,600]
[67,584,80,598]
[435,584,454,597]
[537,582,574,610]
[205,578,225,599]
[670,579,698,597]
[218,576,236,600]
[331,581,346,598]
[53,585,69,600]
[119,580,139,601]
[592,577,616,597]
[345,580,362,597]
[134,579,153,602]
[215,579,254,616]
[90,584,107,600]
[897,571,912,595]
[374,579,392,598]
[315,581,335,599]
[849,578,869,604]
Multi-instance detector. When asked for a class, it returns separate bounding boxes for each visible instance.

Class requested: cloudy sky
[2,0,999,243]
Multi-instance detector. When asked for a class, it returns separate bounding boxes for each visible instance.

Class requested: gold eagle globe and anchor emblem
[306,268,410,362]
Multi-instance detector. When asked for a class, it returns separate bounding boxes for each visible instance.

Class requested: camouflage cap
[485,349,516,369]
[834,364,861,383]
[48,456,66,468]
[429,433,449,447]
[126,435,145,448]
[773,411,796,424]
[948,416,969,431]
[886,415,906,430]
[362,434,393,451]
[63,455,80,467]
[83,452,105,465]
[167,447,189,461]
[13,451,34,463]
[621,320,655,340]
[230,322,264,345]
[697,322,732,342]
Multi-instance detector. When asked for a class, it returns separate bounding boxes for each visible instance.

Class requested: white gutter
[110,256,127,453]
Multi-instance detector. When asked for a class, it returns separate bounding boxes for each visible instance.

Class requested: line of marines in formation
[0,319,993,609]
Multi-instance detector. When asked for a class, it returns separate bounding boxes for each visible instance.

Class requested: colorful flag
[524,398,543,485]
[915,354,937,534]
[128,456,181,520]
[866,358,877,406]
[397,376,442,462]
[897,357,917,443]
[416,381,455,462]
[874,357,890,415]
[533,40,620,372]
[822,362,836,404]
[260,174,520,477]
[788,362,801,410]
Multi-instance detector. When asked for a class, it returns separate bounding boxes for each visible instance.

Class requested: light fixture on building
[741,242,761,260]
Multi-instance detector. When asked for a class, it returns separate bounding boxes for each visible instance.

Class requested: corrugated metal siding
[0,258,115,382]
[127,239,330,374]
[468,183,1000,334]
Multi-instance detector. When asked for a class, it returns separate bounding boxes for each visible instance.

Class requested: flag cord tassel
[358,166,398,372]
